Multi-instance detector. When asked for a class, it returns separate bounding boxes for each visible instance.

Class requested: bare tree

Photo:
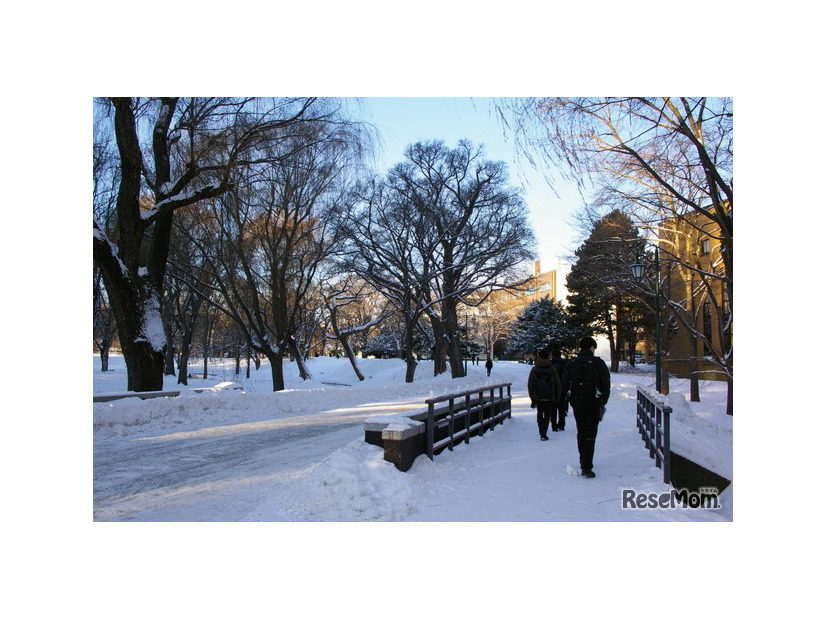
[323,277,387,381]
[472,293,515,360]
[93,113,120,371]
[92,97,332,391]
[499,97,733,414]
[388,140,536,378]
[340,177,439,383]
[93,267,117,371]
[164,204,218,385]
[181,120,364,391]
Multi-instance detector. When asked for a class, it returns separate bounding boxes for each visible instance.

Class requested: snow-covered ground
[93,353,732,522]
[86,350,748,617]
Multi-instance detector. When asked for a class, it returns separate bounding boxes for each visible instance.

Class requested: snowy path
[94,420,355,520]
[93,392,728,522]
[93,395,428,521]
[92,357,731,521]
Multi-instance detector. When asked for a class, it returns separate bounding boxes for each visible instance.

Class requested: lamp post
[631,246,662,393]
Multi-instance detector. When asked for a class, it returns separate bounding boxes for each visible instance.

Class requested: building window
[700,239,710,255]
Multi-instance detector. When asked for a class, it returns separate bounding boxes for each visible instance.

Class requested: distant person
[561,337,611,478]
[550,349,569,431]
[528,348,561,440]
[485,357,493,376]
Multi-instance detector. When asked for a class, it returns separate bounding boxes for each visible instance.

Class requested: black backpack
[533,366,557,401]
[568,357,600,408]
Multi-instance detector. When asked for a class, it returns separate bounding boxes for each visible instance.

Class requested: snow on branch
[140,182,225,222]
[93,219,130,280]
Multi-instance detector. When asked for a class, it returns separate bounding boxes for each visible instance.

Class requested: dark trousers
[573,405,600,472]
[536,401,553,436]
[553,399,568,430]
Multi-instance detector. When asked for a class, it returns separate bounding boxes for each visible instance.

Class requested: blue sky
[356,97,583,269]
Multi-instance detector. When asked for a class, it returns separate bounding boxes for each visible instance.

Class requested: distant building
[649,208,732,382]
[494,260,569,313]
[477,260,570,358]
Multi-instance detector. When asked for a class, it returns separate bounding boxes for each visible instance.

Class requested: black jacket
[527,357,562,404]
[561,349,611,408]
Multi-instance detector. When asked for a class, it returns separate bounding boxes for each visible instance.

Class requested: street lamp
[631,246,663,393]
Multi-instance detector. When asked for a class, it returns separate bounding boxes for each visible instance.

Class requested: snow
[139,295,166,352]
[83,352,756,616]
[94,354,732,522]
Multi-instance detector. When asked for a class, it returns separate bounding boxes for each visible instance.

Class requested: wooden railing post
[427,401,435,460]
[464,394,471,444]
[662,404,671,484]
[636,387,672,485]
[447,397,455,451]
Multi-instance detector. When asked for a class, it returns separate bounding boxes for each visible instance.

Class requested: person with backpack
[561,337,611,478]
[528,348,562,440]
[550,349,568,431]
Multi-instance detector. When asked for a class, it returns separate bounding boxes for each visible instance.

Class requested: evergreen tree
[506,296,580,357]
[566,210,644,370]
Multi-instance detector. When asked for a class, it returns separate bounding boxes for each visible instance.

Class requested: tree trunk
[340,334,365,382]
[266,350,285,391]
[164,345,176,376]
[177,334,192,386]
[606,331,619,373]
[98,341,111,372]
[443,301,465,378]
[288,337,312,381]
[403,322,418,383]
[93,255,167,391]
[107,282,166,391]
[688,334,701,402]
[604,307,619,373]
[447,336,464,377]
[330,310,366,382]
[429,314,448,376]
[122,339,165,392]
[163,316,176,376]
[405,356,418,383]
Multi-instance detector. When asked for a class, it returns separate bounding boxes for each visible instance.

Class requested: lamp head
[630,258,645,281]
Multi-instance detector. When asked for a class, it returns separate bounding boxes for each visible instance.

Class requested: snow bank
[665,390,733,480]
[255,440,417,521]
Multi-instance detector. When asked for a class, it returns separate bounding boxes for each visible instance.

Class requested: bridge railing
[425,383,512,459]
[636,387,672,484]
[364,382,512,471]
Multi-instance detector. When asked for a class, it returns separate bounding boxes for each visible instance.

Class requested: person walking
[550,349,569,431]
[528,348,561,440]
[485,357,493,376]
[561,337,611,478]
